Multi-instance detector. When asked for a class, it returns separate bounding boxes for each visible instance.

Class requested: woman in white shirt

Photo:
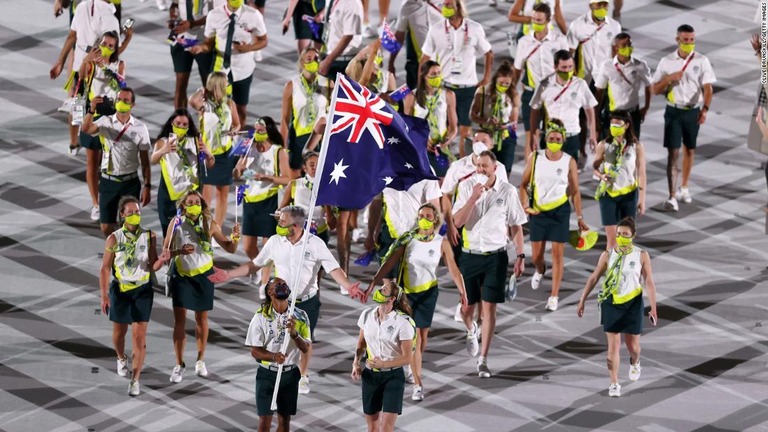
[352,282,415,432]
[368,203,470,402]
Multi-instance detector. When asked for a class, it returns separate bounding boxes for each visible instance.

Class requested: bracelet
[517,253,525,259]
[290,331,299,339]
[577,215,584,220]
[144,184,152,188]
[702,105,710,112]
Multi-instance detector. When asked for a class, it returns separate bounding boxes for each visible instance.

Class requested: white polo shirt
[566,14,621,83]
[394,0,443,59]
[513,30,569,90]
[530,76,597,134]
[95,114,151,176]
[652,50,717,107]
[421,18,492,86]
[70,0,120,71]
[245,305,311,368]
[252,231,341,300]
[175,0,214,41]
[204,4,267,82]
[440,154,507,198]
[323,0,363,57]
[357,307,415,362]
[452,174,527,252]
[381,179,441,239]
[594,56,652,111]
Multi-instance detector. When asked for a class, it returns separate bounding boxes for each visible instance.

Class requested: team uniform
[291,0,325,44]
[528,149,571,243]
[473,87,517,173]
[357,307,415,415]
[79,58,123,151]
[245,305,311,416]
[412,89,452,177]
[287,74,332,170]
[157,135,201,234]
[252,231,340,336]
[422,18,492,128]
[566,14,621,84]
[652,50,716,150]
[599,247,645,334]
[240,144,285,238]
[93,114,151,224]
[597,141,639,226]
[394,0,442,89]
[170,0,214,79]
[168,216,215,311]
[69,0,120,73]
[321,0,363,78]
[288,176,330,243]
[199,96,235,186]
[452,174,527,304]
[594,55,652,138]
[107,227,154,324]
[529,75,597,161]
[400,233,444,328]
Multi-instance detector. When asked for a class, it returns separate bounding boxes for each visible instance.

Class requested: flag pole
[269,73,342,411]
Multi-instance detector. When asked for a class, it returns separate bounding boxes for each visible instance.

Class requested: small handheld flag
[229,134,253,158]
[301,15,321,40]
[235,184,248,224]
[354,249,377,266]
[198,151,208,177]
[388,84,411,103]
[380,21,402,53]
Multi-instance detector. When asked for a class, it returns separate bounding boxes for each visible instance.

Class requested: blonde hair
[454,0,467,18]
[416,203,442,229]
[297,46,320,72]
[205,72,229,104]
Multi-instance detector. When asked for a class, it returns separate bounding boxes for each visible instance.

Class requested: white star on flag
[404,162,414,169]
[383,176,393,185]
[329,159,350,185]
[387,137,400,145]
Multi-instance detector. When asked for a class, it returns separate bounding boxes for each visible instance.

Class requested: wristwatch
[143,183,152,188]
[517,253,525,260]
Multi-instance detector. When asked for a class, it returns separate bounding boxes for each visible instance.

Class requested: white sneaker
[676,186,692,204]
[298,375,310,394]
[351,228,364,242]
[531,271,543,290]
[90,206,100,221]
[128,379,140,396]
[453,303,463,322]
[340,285,349,296]
[545,296,559,312]
[58,97,72,113]
[254,50,263,62]
[116,358,129,377]
[404,366,414,384]
[412,385,424,401]
[663,197,679,212]
[629,361,642,382]
[170,363,185,383]
[195,360,208,377]
[466,321,480,357]
[156,0,168,11]
[477,359,491,378]
[68,145,81,157]
[362,24,377,38]
[608,382,621,397]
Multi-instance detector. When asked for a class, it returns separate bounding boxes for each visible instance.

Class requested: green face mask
[276,224,292,237]
[172,125,188,138]
[372,288,394,304]
[546,141,563,153]
[496,83,510,93]
[304,61,319,74]
[617,46,633,57]
[531,22,546,33]
[124,214,141,226]
[228,0,244,8]
[556,70,573,81]
[592,8,608,19]
[441,6,456,18]
[115,100,132,113]
[679,42,695,56]
[186,204,202,217]
[417,218,434,230]
[100,45,115,58]
[610,125,626,138]
[616,236,633,247]
[426,76,442,88]
[254,132,269,143]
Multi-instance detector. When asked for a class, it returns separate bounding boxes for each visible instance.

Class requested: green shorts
[255,366,300,416]
[108,281,153,324]
[99,175,141,224]
[361,367,405,415]
[663,105,700,149]
[459,250,508,304]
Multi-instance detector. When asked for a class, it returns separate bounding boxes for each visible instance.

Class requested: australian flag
[380,21,402,53]
[315,74,435,209]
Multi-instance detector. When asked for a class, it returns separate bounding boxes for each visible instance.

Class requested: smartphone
[105,305,110,316]
[122,18,134,32]
[649,314,657,326]
[169,133,177,141]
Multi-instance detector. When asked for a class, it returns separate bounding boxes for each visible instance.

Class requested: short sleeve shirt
[245,306,311,367]
[177,0,214,41]
[95,115,151,175]
[529,76,598,134]
[394,0,443,58]
[324,0,363,57]
[70,0,120,71]
[566,14,621,83]
[357,307,415,362]
[204,4,267,82]
[421,18,492,86]
[381,179,442,238]
[440,155,507,198]
[252,231,341,299]
[652,50,717,107]
[594,56,652,111]
[513,31,569,90]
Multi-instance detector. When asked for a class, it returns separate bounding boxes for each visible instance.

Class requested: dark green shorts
[243,195,278,237]
[99,176,140,224]
[201,153,234,186]
[231,74,253,107]
[663,105,700,149]
[361,367,405,415]
[79,131,101,150]
[529,201,570,243]
[601,294,643,334]
[170,268,215,311]
[598,189,637,227]
[170,42,213,78]
[255,366,300,417]
[449,85,476,127]
[288,128,310,170]
[108,281,153,324]
[459,250,508,304]
[406,286,439,328]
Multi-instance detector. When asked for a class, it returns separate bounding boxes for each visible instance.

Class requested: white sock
[478,356,487,364]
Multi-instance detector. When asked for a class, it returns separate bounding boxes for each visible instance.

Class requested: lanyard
[525,42,542,63]
[444,20,468,57]
[325,0,340,24]
[579,21,605,45]
[424,0,440,13]
[552,78,573,103]
[114,119,132,142]
[680,52,695,73]
[613,61,633,85]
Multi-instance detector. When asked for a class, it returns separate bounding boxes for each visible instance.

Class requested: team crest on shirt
[387,325,395,335]
[266,159,272,165]
[305,251,311,258]
[693,65,700,73]
[555,168,563,175]
[428,249,435,256]
[570,92,577,99]
[607,32,614,38]
[139,245,146,252]
[629,261,636,268]
[496,198,504,206]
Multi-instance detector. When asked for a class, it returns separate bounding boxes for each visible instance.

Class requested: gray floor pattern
[1,0,768,431]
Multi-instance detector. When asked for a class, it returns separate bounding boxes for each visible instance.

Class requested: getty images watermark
[762,1,768,84]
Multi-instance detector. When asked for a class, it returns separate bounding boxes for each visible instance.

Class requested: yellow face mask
[100,45,115,58]
[304,61,319,74]
[115,100,132,113]
[617,46,633,57]
[124,214,141,226]
[228,0,244,9]
[616,235,633,247]
[441,6,456,18]
[417,218,434,230]
[679,42,695,56]
[531,22,546,33]
[592,7,608,20]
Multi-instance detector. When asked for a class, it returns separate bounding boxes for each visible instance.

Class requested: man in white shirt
[389,0,442,89]
[452,150,526,378]
[81,88,152,237]
[651,24,716,211]
[421,0,493,158]
[210,206,363,394]
[168,0,214,109]
[529,50,598,162]
[594,32,651,139]
[317,0,363,78]
[512,2,568,147]
[190,0,268,125]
